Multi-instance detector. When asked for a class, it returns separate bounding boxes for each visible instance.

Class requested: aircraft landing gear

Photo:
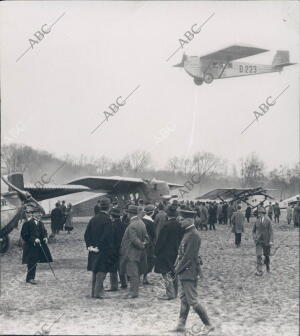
[204,73,214,84]
[193,78,203,86]
[0,235,10,253]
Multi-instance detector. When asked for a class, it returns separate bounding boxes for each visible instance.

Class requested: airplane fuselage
[183,57,281,84]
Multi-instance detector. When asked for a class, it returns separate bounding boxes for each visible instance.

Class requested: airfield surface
[0,217,299,336]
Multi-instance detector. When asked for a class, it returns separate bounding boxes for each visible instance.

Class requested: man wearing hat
[173,208,214,334]
[21,208,53,284]
[106,207,128,291]
[142,204,156,285]
[84,197,115,299]
[252,206,274,275]
[120,205,149,299]
[154,203,183,300]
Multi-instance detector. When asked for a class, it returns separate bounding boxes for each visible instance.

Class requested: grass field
[0,217,298,335]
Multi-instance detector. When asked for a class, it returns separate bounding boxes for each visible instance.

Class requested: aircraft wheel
[0,235,10,253]
[193,78,203,86]
[204,73,214,84]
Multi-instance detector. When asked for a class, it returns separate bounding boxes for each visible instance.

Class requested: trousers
[91,272,107,298]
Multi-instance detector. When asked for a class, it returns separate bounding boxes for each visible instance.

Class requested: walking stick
[38,242,58,280]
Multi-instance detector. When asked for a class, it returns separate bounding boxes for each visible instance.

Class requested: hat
[100,197,111,209]
[126,205,139,215]
[167,204,178,217]
[144,204,155,214]
[110,207,121,217]
[179,207,196,218]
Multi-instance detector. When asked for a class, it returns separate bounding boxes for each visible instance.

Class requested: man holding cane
[21,208,53,284]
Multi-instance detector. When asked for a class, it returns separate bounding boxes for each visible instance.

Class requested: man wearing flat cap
[120,205,149,298]
[252,206,274,275]
[84,197,115,299]
[173,208,214,334]
[154,203,183,300]
[142,204,156,285]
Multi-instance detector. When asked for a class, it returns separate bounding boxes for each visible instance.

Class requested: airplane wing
[24,184,91,202]
[200,45,269,62]
[67,176,146,193]
[195,187,267,200]
[168,182,184,190]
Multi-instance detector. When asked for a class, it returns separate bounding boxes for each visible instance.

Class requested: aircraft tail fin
[173,53,187,67]
[272,50,290,66]
[7,173,25,191]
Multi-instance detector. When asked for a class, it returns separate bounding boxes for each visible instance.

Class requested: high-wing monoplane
[66,176,183,215]
[174,45,296,85]
[196,187,275,210]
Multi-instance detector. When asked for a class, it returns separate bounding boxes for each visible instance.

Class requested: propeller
[1,175,44,214]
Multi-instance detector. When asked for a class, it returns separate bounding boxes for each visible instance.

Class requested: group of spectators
[84,197,214,333]
[50,200,73,237]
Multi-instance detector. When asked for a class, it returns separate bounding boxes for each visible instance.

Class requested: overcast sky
[1,1,299,172]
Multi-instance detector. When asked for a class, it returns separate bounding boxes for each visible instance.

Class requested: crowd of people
[50,200,73,237]
[18,195,300,334]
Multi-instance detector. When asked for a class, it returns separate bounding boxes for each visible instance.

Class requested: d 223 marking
[239,65,257,74]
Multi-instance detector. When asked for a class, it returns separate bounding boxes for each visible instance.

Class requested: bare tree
[240,153,265,187]
[124,150,152,175]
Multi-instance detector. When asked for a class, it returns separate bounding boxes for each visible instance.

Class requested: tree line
[1,144,299,200]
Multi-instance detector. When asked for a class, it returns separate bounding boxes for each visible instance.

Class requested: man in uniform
[84,197,115,299]
[252,207,274,275]
[120,205,149,299]
[173,208,214,334]
[21,208,53,284]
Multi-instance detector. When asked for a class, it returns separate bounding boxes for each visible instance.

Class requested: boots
[193,303,210,326]
[173,301,190,332]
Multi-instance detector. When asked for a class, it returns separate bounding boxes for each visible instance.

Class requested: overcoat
[110,217,128,272]
[231,210,245,233]
[154,217,183,274]
[142,215,156,273]
[293,203,300,226]
[50,207,64,232]
[252,216,273,246]
[154,210,167,237]
[175,220,201,281]
[21,219,53,264]
[120,216,149,275]
[84,211,115,273]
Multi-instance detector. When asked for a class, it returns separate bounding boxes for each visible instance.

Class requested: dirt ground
[0,217,299,336]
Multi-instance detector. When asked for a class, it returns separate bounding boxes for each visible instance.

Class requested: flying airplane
[173,45,296,85]
[0,173,183,252]
[196,187,275,211]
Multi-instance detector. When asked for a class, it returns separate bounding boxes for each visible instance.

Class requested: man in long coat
[142,204,156,285]
[50,202,63,236]
[21,209,53,284]
[154,204,183,300]
[293,201,300,227]
[252,207,274,275]
[231,205,245,247]
[199,203,208,231]
[106,207,128,291]
[173,208,214,334]
[154,203,167,238]
[120,205,149,299]
[84,197,115,299]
